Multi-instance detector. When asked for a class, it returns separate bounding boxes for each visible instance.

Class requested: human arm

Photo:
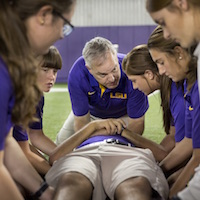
[29,128,56,156]
[4,131,54,200]
[126,79,149,135]
[127,115,145,135]
[0,150,24,200]
[159,137,193,173]
[18,140,51,175]
[169,148,200,198]
[74,112,90,132]
[122,125,175,162]
[49,118,126,165]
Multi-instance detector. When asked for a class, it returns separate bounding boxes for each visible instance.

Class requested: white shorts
[46,143,169,200]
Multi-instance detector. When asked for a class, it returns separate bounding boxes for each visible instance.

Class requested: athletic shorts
[46,142,169,200]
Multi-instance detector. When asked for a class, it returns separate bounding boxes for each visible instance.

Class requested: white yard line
[50,88,68,93]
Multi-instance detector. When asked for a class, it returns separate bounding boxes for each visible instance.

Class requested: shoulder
[117,53,126,63]
[0,57,13,93]
[68,56,89,80]
[69,56,86,73]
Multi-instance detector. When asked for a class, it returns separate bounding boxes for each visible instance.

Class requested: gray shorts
[46,142,169,200]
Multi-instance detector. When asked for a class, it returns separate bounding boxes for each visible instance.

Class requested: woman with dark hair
[122,44,185,162]
[146,0,200,49]
[148,26,199,199]
[13,46,62,177]
[0,0,76,199]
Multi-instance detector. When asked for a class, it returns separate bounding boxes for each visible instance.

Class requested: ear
[144,70,154,80]
[35,5,54,25]
[174,46,184,60]
[173,0,189,11]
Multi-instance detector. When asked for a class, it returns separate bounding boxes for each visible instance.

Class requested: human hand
[91,118,126,136]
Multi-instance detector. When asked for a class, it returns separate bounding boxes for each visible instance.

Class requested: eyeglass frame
[53,10,74,36]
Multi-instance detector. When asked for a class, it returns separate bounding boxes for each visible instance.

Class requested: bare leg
[53,172,93,200]
[114,177,152,200]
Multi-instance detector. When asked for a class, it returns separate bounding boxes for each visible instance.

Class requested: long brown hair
[39,46,62,70]
[0,0,75,127]
[146,0,200,12]
[147,26,197,134]
[123,44,173,134]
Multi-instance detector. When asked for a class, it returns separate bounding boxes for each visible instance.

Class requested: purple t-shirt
[184,80,200,148]
[68,54,149,119]
[0,57,15,150]
[170,82,185,142]
[13,96,44,141]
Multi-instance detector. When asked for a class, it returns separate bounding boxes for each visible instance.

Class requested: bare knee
[115,177,152,200]
[54,172,93,200]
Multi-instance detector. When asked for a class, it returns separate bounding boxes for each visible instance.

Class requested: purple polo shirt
[13,96,44,141]
[68,54,149,119]
[170,81,185,142]
[0,57,15,150]
[184,80,200,148]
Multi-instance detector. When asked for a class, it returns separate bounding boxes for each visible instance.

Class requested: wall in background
[55,0,156,83]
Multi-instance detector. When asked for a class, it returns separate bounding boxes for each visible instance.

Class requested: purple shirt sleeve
[185,81,200,148]
[0,57,14,150]
[13,126,28,141]
[29,96,44,130]
[170,82,185,142]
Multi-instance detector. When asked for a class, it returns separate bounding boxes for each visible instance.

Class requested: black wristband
[171,195,182,200]
[31,181,49,199]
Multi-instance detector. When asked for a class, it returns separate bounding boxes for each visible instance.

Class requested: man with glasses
[56,36,149,145]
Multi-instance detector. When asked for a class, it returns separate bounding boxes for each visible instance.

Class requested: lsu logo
[110,93,127,99]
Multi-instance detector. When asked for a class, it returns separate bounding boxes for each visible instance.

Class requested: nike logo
[88,91,96,95]
[189,106,193,111]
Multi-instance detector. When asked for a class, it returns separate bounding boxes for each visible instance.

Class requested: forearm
[74,113,90,132]
[25,151,51,175]
[4,136,46,194]
[29,129,56,156]
[0,153,23,200]
[33,136,56,155]
[49,121,96,164]
[160,138,192,173]
[122,129,168,161]
[127,116,144,135]
[169,156,200,198]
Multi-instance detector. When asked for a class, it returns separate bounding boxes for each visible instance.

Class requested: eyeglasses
[53,11,74,37]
